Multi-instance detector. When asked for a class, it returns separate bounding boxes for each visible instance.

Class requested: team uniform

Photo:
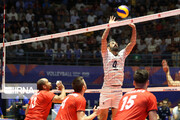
[114,88,157,120]
[55,93,86,120]
[99,48,128,109]
[25,90,55,120]
[158,105,171,120]
[172,106,180,120]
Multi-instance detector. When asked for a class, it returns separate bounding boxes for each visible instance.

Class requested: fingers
[109,16,116,22]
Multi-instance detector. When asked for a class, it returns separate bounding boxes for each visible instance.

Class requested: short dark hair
[178,101,180,105]
[37,78,46,90]
[133,69,149,84]
[107,39,116,47]
[72,76,84,92]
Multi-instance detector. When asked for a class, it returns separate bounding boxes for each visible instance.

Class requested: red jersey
[114,88,157,120]
[55,93,86,120]
[25,90,55,120]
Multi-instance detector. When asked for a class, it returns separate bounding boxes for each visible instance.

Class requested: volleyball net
[0,9,180,97]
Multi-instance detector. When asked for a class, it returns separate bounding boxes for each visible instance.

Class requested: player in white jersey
[99,16,136,120]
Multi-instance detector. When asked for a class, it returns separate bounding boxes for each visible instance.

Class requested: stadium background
[0,0,179,119]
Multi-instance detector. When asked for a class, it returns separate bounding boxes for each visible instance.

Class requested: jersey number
[112,61,117,68]
[61,97,69,109]
[29,95,37,108]
[120,95,137,111]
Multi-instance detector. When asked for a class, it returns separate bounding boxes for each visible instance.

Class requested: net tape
[0,9,180,48]
[0,86,180,94]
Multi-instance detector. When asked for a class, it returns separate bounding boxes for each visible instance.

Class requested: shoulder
[145,91,157,99]
[118,48,126,55]
[40,90,55,97]
[69,93,86,102]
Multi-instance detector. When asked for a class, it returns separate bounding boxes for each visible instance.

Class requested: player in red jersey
[114,69,157,120]
[55,76,101,120]
[25,78,66,120]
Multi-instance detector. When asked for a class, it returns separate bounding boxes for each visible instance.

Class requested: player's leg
[99,92,111,120]
[111,108,118,119]
[99,108,109,120]
[111,91,122,119]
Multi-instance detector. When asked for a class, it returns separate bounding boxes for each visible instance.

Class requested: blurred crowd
[0,0,179,66]
[157,99,180,120]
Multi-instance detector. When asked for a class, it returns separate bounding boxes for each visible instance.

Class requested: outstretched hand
[93,105,101,115]
[109,16,116,24]
[128,23,136,28]
[56,81,65,90]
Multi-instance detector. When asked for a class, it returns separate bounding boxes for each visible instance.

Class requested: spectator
[16,0,25,10]
[70,11,80,24]
[18,8,26,21]
[171,48,180,67]
[132,49,142,65]
[157,99,171,120]
[64,17,71,29]
[55,16,63,29]
[159,39,167,54]
[165,35,172,45]
[6,95,29,120]
[137,39,147,53]
[74,44,82,60]
[22,29,31,39]
[153,46,161,66]
[26,9,35,22]
[24,0,33,9]
[37,17,46,27]
[13,29,23,41]
[44,44,54,58]
[7,7,18,21]
[60,37,69,52]
[75,0,86,11]
[65,45,74,64]
[100,0,109,13]
[172,101,180,120]
[93,46,101,60]
[147,39,157,53]
[15,45,24,56]
[42,0,50,8]
[87,11,97,25]
[136,35,142,45]
[20,22,29,34]
[154,35,162,47]
[54,48,65,64]
[144,34,153,45]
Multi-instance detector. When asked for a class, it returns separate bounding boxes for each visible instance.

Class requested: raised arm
[125,23,136,55]
[162,60,180,87]
[101,16,116,54]
[52,81,66,103]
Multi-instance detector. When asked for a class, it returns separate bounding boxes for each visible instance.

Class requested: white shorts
[99,86,122,109]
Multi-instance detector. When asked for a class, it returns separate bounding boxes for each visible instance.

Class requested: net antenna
[2,0,6,93]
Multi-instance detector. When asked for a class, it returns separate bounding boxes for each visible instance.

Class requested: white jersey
[102,48,128,87]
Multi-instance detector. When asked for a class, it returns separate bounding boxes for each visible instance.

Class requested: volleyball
[117,5,129,18]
